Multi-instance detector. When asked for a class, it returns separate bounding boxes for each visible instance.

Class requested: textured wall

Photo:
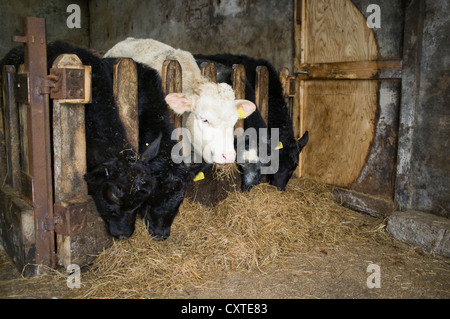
[396,0,450,218]
[88,0,294,71]
[0,0,89,58]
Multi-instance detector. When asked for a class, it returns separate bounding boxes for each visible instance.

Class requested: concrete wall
[88,0,294,71]
[0,0,89,58]
[396,0,450,218]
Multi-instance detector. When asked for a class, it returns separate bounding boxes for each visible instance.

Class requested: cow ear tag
[275,141,284,150]
[193,172,205,182]
[238,107,247,119]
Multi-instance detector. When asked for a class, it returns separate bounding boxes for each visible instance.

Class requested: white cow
[104,38,256,164]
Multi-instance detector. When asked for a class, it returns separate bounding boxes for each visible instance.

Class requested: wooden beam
[200,61,217,83]
[296,60,402,80]
[2,65,21,192]
[231,64,246,135]
[255,66,269,126]
[113,58,138,151]
[161,60,182,130]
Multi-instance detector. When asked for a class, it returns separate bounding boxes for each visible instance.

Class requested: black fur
[136,62,210,240]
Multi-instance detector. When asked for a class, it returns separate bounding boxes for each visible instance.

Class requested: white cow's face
[166,82,256,164]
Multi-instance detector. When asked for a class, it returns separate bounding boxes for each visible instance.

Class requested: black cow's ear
[187,163,212,180]
[103,182,124,205]
[142,131,162,162]
[84,159,117,183]
[297,131,309,151]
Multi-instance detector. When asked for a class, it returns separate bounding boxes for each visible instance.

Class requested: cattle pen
[0,17,299,276]
[0,0,449,301]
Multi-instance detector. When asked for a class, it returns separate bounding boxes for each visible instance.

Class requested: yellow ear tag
[193,172,205,182]
[238,107,246,119]
[145,143,149,146]
[275,141,284,150]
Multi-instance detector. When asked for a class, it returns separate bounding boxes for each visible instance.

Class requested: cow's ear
[165,93,193,114]
[142,131,162,162]
[235,100,256,118]
[84,159,117,183]
[297,131,309,151]
[187,163,212,180]
[103,182,124,205]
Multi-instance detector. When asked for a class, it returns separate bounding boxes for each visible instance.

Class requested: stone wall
[396,0,450,218]
[0,0,89,58]
[88,0,294,71]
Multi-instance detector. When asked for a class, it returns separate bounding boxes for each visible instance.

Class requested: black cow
[1,42,161,239]
[136,61,210,240]
[195,54,309,190]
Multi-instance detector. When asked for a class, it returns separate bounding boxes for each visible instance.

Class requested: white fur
[104,38,256,164]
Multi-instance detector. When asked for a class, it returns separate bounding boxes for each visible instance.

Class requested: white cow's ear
[235,100,256,117]
[165,93,193,114]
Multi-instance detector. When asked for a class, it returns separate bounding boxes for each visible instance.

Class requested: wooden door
[293,0,402,216]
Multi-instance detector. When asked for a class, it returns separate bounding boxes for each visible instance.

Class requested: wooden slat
[232,64,246,135]
[200,61,217,83]
[297,60,402,80]
[52,54,88,204]
[113,58,138,151]
[255,66,269,126]
[2,65,21,191]
[279,67,290,106]
[52,53,111,268]
[161,60,182,130]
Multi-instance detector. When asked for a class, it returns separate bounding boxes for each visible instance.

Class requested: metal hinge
[45,203,88,236]
[14,67,90,104]
[49,68,86,100]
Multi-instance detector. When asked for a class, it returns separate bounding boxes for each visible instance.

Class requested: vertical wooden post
[255,66,269,126]
[161,60,182,130]
[2,66,21,191]
[279,67,290,107]
[232,64,246,135]
[52,54,111,268]
[200,62,217,83]
[113,58,138,151]
[13,17,55,270]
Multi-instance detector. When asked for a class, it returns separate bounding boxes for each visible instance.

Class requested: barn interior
[0,0,449,299]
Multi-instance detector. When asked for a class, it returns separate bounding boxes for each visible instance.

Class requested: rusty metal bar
[13,17,55,270]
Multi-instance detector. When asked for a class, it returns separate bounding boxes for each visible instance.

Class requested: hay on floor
[73,178,386,298]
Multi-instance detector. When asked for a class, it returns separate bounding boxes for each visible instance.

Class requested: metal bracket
[50,203,88,236]
[15,73,30,104]
[49,68,86,100]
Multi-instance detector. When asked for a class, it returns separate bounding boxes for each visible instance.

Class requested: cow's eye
[201,118,209,124]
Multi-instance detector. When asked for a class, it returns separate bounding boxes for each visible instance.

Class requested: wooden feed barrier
[0,17,140,275]
[0,17,299,275]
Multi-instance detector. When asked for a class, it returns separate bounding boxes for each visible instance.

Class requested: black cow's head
[143,163,209,241]
[270,131,309,191]
[85,135,162,239]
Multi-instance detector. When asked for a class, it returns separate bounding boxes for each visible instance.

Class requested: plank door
[294,0,401,216]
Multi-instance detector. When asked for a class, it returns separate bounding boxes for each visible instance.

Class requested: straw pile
[72,178,386,298]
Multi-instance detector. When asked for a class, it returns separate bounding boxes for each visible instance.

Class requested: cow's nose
[222,152,236,163]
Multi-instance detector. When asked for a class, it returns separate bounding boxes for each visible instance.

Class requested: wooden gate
[293,0,402,216]
[0,17,113,275]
